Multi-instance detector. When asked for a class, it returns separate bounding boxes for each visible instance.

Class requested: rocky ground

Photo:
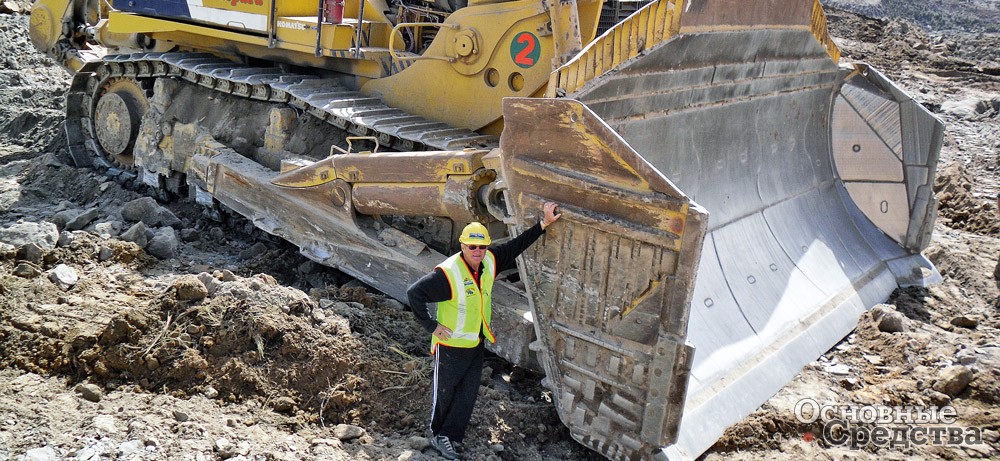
[1,0,999,460]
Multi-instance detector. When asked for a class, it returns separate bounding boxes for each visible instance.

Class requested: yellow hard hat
[459,222,491,245]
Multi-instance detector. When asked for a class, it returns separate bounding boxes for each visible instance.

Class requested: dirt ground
[1,0,999,460]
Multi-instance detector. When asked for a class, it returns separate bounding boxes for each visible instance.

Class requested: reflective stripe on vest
[431,251,496,354]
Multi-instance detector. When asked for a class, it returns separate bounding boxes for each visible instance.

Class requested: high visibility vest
[431,251,497,354]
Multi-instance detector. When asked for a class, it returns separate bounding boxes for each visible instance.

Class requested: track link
[65,52,498,168]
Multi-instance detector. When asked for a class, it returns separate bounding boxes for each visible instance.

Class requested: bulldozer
[28,0,943,458]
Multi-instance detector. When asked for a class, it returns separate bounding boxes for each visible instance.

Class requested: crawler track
[64,52,498,168]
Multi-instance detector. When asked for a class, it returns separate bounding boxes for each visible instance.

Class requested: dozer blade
[498,98,709,460]
[534,0,943,459]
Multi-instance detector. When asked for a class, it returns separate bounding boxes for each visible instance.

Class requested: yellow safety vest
[431,251,497,354]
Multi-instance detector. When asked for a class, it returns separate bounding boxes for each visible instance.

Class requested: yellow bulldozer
[29,0,943,458]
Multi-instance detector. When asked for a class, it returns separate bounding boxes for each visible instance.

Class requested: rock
[92,415,119,434]
[871,305,905,333]
[49,264,79,290]
[209,227,226,242]
[940,97,981,118]
[73,444,103,461]
[147,227,179,259]
[121,197,181,228]
[214,438,236,459]
[933,365,972,397]
[21,446,59,461]
[13,262,42,278]
[117,440,144,458]
[75,383,103,402]
[196,272,221,297]
[220,269,238,282]
[98,246,115,262]
[174,276,208,301]
[179,228,200,242]
[490,443,505,453]
[57,231,75,248]
[93,221,123,236]
[408,436,430,450]
[239,242,268,260]
[862,354,883,365]
[271,396,295,413]
[1,1,23,14]
[332,423,365,441]
[298,260,318,274]
[311,438,343,448]
[956,348,977,365]
[823,363,851,375]
[49,209,77,230]
[0,221,59,250]
[16,242,43,264]
[172,410,189,422]
[950,315,979,329]
[204,386,219,399]
[65,208,99,231]
[121,222,149,248]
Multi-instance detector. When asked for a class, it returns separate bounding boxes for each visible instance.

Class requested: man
[407,202,561,460]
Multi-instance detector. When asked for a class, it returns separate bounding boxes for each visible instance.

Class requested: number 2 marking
[515,33,536,66]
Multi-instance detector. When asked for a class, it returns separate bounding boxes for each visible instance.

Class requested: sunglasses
[464,244,488,250]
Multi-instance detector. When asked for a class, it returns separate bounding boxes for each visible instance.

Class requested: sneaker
[430,435,460,460]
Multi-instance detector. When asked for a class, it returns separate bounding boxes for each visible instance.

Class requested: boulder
[0,221,59,250]
[197,272,222,297]
[49,209,78,230]
[16,242,43,264]
[65,208,99,231]
[75,383,103,402]
[120,197,181,228]
[950,315,979,329]
[239,242,268,260]
[56,231,75,248]
[21,446,58,461]
[932,365,972,397]
[871,304,905,333]
[13,262,42,278]
[147,227,179,259]
[1,1,22,14]
[48,264,79,290]
[93,221,123,236]
[332,423,365,441]
[179,228,200,242]
[174,275,208,301]
[121,222,149,248]
[98,246,115,261]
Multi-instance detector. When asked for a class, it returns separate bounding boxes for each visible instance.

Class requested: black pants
[430,342,484,443]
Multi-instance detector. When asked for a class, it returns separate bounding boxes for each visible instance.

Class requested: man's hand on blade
[541,201,561,229]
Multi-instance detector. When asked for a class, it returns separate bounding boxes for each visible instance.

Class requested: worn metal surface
[499,98,708,461]
[565,6,941,459]
[181,137,540,365]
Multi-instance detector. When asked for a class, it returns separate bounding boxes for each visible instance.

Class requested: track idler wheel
[93,78,150,168]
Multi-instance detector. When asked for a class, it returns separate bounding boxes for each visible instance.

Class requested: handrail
[388,22,459,62]
[353,0,366,57]
[546,0,682,97]
[315,0,324,56]
[268,0,278,48]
